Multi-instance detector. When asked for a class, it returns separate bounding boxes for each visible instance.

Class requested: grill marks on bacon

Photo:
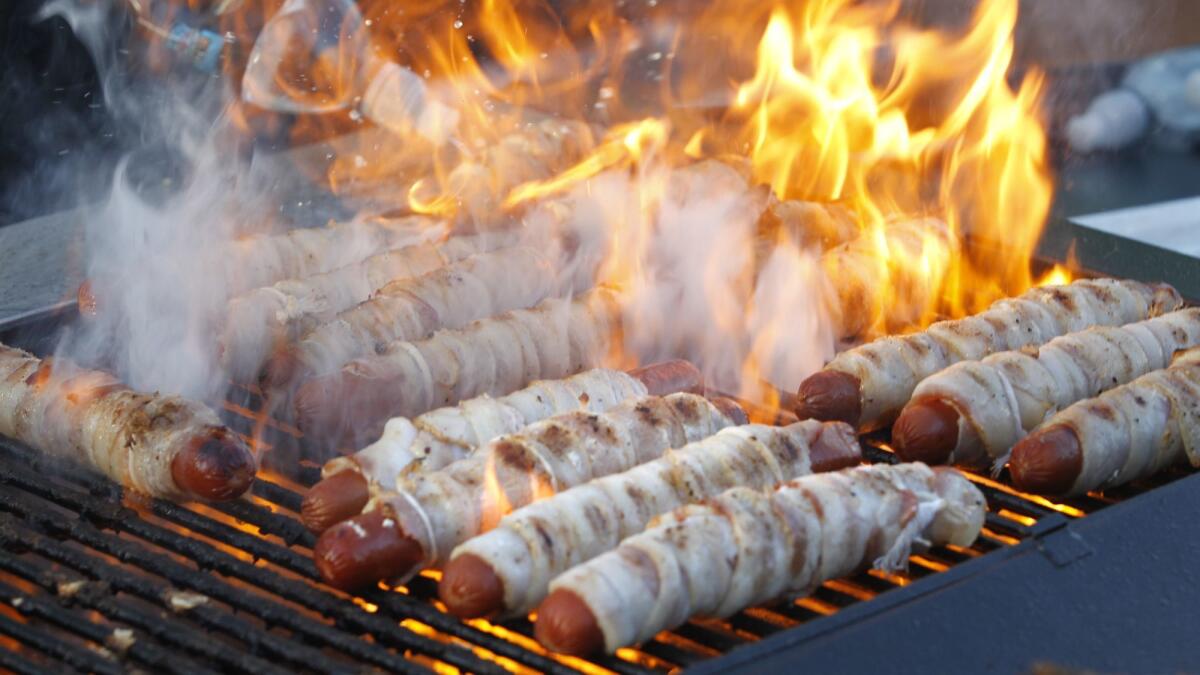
[1010,347,1200,497]
[330,369,650,485]
[302,361,703,534]
[0,344,255,500]
[221,230,512,383]
[535,463,985,655]
[293,290,621,449]
[314,393,742,588]
[896,308,1200,468]
[796,279,1183,431]
[441,420,860,618]
[276,241,594,388]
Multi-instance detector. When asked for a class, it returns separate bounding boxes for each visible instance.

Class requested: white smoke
[567,159,835,396]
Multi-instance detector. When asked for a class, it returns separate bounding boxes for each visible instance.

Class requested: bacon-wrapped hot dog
[230,218,439,295]
[221,230,511,383]
[795,279,1182,430]
[439,419,860,618]
[535,463,985,655]
[822,217,955,339]
[894,308,1200,468]
[1010,347,1200,496]
[313,393,745,590]
[269,239,597,388]
[0,344,256,501]
[301,361,702,532]
[293,289,620,450]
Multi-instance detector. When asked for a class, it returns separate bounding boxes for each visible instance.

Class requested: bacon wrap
[822,217,955,339]
[222,230,510,383]
[826,279,1182,430]
[1042,347,1200,496]
[913,308,1200,468]
[451,420,858,615]
[550,463,985,652]
[322,368,648,487]
[369,393,740,575]
[292,241,594,379]
[294,289,621,444]
[230,218,438,295]
[0,345,251,499]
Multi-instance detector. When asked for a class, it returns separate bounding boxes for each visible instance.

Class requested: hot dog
[220,229,508,384]
[293,289,621,451]
[313,393,745,591]
[534,464,985,655]
[795,279,1182,431]
[893,308,1200,468]
[270,230,601,390]
[438,419,861,619]
[300,361,702,533]
[1009,346,1200,496]
[0,344,256,501]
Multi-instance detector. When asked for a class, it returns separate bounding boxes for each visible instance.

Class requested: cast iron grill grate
[0,314,1191,674]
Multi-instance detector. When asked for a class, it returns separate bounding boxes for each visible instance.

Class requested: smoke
[570,159,834,395]
[22,0,272,401]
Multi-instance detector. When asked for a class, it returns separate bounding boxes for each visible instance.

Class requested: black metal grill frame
[0,305,1194,674]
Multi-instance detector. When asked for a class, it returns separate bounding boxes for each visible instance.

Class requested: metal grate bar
[0,610,122,675]
[0,553,291,675]
[0,474,471,675]
[0,642,64,675]
[0,578,218,675]
[0,511,354,675]
[0,440,588,675]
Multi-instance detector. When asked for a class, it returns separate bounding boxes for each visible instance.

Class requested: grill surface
[0,308,1194,674]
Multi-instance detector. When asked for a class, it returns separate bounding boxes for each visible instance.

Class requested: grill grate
[1,403,1189,674]
[0,314,1191,673]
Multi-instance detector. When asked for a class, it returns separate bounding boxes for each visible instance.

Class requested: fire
[134,0,1054,406]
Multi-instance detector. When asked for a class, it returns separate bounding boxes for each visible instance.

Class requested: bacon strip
[538,463,985,654]
[325,368,649,487]
[293,289,621,448]
[905,308,1200,468]
[1015,347,1200,496]
[0,344,255,500]
[445,420,860,617]
[799,279,1182,431]
[316,393,743,587]
[229,217,440,295]
[221,230,512,383]
[284,241,596,383]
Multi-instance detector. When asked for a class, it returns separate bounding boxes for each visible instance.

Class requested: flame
[130,0,1051,409]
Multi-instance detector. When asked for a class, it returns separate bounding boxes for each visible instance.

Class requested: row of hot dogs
[290,276,1199,656]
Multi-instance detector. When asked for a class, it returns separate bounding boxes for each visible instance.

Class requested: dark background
[0,0,121,227]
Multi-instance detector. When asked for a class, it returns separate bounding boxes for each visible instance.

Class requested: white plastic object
[1066,89,1150,153]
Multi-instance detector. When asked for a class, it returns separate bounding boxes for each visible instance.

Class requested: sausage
[300,362,700,530]
[0,344,256,501]
[891,398,961,465]
[1008,424,1084,496]
[170,427,258,501]
[436,417,859,619]
[794,370,862,425]
[313,510,425,591]
[535,463,986,654]
[316,393,744,591]
[300,470,372,533]
[628,360,703,396]
[439,552,504,619]
[293,366,400,451]
[535,588,605,656]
